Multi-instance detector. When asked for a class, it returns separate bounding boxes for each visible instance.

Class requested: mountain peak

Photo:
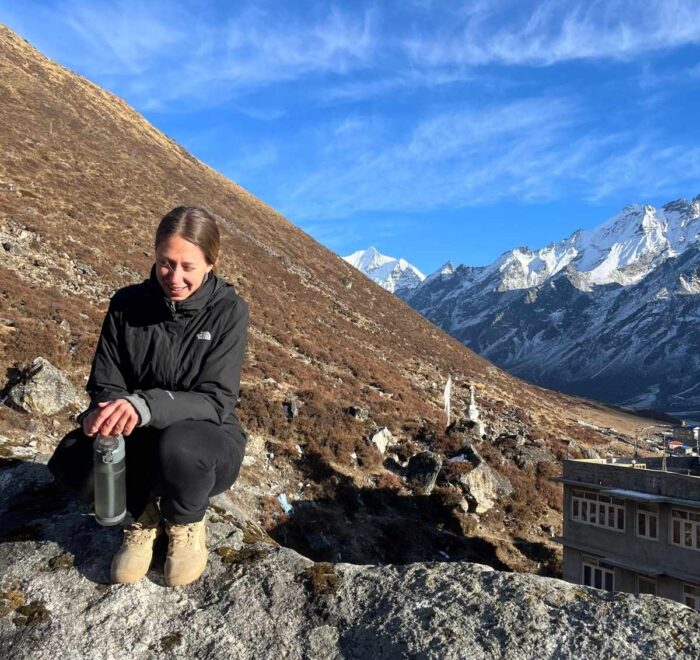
[343,247,425,293]
[484,195,700,291]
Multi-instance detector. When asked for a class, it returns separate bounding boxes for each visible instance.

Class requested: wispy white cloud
[320,68,478,103]
[2,0,698,234]
[62,1,186,75]
[4,0,699,110]
[0,0,378,110]
[275,98,700,221]
[404,0,700,67]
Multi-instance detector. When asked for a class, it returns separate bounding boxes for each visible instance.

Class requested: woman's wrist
[124,394,152,427]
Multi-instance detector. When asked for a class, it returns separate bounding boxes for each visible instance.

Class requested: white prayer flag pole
[444,375,452,430]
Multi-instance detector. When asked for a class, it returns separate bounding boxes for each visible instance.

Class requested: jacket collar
[147,263,219,317]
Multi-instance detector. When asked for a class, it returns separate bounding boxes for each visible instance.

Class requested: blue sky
[3,1,700,274]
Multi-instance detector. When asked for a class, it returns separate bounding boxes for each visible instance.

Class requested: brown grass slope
[0,26,657,571]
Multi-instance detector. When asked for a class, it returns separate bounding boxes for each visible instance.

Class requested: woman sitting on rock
[48,206,249,586]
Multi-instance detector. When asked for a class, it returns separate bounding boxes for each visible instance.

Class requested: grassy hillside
[0,25,659,572]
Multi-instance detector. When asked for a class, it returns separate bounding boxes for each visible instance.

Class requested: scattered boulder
[405,450,443,495]
[541,524,556,537]
[581,446,601,460]
[510,445,556,470]
[494,432,526,449]
[73,261,94,276]
[283,396,299,420]
[6,358,81,416]
[447,443,480,464]
[383,453,408,473]
[2,240,24,255]
[370,427,395,454]
[458,450,513,514]
[347,406,368,421]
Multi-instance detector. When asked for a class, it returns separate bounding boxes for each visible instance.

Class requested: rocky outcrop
[1,456,699,659]
[405,450,443,495]
[458,450,513,514]
[5,357,82,416]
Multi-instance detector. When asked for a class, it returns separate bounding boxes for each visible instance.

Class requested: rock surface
[405,450,443,495]
[1,457,699,659]
[6,357,82,416]
[458,451,513,514]
[370,427,394,454]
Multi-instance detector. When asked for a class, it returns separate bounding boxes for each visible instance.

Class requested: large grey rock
[458,451,513,514]
[347,406,368,422]
[7,357,80,416]
[405,450,443,495]
[510,445,557,469]
[1,457,699,659]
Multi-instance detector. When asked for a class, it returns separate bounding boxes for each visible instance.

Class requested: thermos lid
[94,433,126,464]
[98,436,118,448]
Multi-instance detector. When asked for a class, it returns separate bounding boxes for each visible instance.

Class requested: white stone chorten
[467,384,486,438]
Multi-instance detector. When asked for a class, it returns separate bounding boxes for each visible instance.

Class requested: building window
[684,584,700,611]
[571,490,625,532]
[637,575,657,596]
[671,509,700,551]
[582,556,614,592]
[636,503,658,540]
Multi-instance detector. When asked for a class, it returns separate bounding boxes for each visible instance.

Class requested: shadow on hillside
[514,537,561,577]
[268,455,511,570]
[0,457,125,584]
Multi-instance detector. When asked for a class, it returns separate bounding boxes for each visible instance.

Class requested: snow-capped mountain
[344,247,425,294]
[476,197,700,294]
[403,195,700,414]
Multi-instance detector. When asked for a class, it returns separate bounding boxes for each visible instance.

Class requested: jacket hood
[146,264,231,316]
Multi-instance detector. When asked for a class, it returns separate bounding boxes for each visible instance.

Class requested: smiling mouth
[169,285,187,293]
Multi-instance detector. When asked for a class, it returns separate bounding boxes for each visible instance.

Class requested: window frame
[582,555,615,592]
[636,503,659,541]
[670,508,700,552]
[571,489,625,533]
[683,584,700,611]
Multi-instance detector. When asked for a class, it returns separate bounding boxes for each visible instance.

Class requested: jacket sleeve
[135,298,249,429]
[77,294,133,424]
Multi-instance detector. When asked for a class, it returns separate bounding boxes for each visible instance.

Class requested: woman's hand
[82,399,140,437]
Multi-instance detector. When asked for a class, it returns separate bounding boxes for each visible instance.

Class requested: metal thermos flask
[93,433,126,526]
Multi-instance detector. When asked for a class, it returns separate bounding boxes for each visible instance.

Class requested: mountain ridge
[400,195,700,413]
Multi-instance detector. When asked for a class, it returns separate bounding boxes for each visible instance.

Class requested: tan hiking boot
[111,501,162,584]
[164,519,208,587]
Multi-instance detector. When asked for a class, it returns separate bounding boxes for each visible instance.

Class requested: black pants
[48,420,246,524]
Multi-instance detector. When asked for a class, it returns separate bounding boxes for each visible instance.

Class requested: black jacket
[80,264,249,439]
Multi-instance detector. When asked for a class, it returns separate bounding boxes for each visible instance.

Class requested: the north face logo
[196,331,212,341]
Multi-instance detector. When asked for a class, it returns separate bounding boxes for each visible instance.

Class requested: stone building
[554,456,700,610]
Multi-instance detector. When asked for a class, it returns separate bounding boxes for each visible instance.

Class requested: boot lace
[123,522,159,547]
[168,523,200,548]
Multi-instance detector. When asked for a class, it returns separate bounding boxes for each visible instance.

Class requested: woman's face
[155,235,212,301]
